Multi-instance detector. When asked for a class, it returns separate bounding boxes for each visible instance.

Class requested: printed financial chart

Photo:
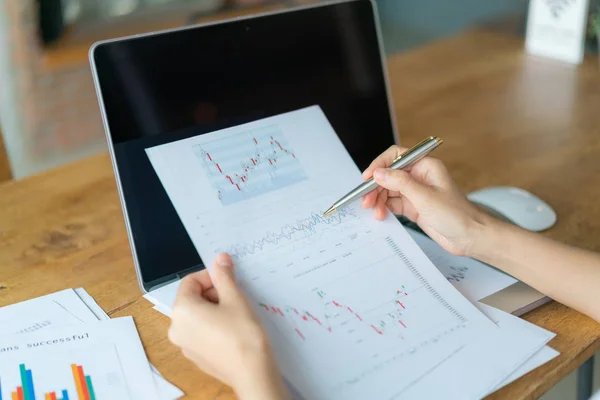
[232,206,469,393]
[194,125,307,205]
[146,106,495,399]
[0,344,130,400]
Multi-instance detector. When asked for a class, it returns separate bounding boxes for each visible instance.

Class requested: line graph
[223,207,357,258]
[194,125,307,205]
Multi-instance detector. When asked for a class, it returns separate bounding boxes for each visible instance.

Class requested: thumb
[210,253,241,302]
[373,168,429,202]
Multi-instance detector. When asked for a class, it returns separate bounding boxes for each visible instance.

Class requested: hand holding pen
[323,136,443,217]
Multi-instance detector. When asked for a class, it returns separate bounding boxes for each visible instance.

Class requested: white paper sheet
[0,298,83,335]
[407,229,518,301]
[145,283,179,313]
[74,288,184,400]
[0,289,183,400]
[146,105,499,399]
[406,231,561,393]
[398,303,554,399]
[0,317,160,400]
[491,346,560,393]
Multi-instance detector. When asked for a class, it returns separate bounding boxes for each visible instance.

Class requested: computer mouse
[466,186,557,232]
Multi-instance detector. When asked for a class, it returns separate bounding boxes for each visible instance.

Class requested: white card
[526,0,590,64]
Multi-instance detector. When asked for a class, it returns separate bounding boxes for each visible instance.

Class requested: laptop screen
[91,0,396,291]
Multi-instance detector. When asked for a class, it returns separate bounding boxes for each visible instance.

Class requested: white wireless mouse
[467,186,557,232]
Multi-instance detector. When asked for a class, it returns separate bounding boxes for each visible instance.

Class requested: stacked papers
[0,288,183,400]
[145,230,559,400]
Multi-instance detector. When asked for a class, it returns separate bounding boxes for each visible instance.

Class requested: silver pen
[322,136,444,217]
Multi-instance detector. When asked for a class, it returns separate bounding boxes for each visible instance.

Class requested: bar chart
[0,363,96,400]
[0,345,130,400]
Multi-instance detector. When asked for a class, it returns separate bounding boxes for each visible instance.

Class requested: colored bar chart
[19,364,35,400]
[2,363,94,400]
[71,365,95,400]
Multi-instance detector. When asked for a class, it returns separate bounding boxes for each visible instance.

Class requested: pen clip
[392,136,437,163]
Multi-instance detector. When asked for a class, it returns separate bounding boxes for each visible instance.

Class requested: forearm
[469,217,600,322]
[234,353,290,400]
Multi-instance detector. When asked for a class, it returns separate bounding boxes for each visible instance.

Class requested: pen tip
[322,207,335,217]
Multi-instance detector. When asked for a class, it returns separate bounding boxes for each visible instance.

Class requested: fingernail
[216,253,232,267]
[373,169,386,182]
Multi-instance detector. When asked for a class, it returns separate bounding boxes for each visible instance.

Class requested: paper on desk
[0,317,160,400]
[407,229,518,301]
[74,288,184,400]
[0,297,83,335]
[146,105,499,399]
[398,303,554,399]
[491,346,560,393]
[146,283,561,398]
[0,289,183,400]
[407,230,561,392]
[144,282,179,314]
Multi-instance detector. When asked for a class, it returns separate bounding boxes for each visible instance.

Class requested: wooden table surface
[1,29,600,399]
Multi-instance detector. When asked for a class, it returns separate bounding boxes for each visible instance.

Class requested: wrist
[234,341,289,400]
[465,212,507,261]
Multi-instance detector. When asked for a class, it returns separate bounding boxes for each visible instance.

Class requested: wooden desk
[1,29,599,399]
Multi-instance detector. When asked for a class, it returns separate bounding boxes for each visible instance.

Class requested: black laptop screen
[91,0,395,290]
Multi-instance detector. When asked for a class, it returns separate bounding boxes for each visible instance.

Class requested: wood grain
[1,29,599,399]
[388,29,600,399]
[0,128,12,182]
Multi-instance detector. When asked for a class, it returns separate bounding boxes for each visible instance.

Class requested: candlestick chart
[258,287,411,342]
[194,125,307,205]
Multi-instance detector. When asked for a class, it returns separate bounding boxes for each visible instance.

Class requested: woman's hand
[168,253,289,400]
[362,145,488,257]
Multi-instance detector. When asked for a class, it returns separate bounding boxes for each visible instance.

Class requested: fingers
[374,189,388,220]
[194,269,216,291]
[408,157,450,188]
[385,197,403,215]
[386,198,419,221]
[173,272,211,311]
[361,187,381,209]
[362,145,407,180]
[193,270,220,303]
[203,287,219,303]
[210,253,241,304]
[373,168,429,204]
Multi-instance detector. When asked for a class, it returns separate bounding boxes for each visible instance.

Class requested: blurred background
[0,0,598,398]
[0,0,598,181]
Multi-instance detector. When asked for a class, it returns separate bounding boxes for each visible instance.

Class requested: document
[399,303,554,399]
[0,289,183,400]
[491,346,560,392]
[0,317,160,400]
[407,229,517,301]
[146,105,498,399]
[73,288,184,400]
[0,298,83,336]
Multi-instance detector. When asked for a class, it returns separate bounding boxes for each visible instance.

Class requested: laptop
[89,0,548,317]
[89,0,397,293]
